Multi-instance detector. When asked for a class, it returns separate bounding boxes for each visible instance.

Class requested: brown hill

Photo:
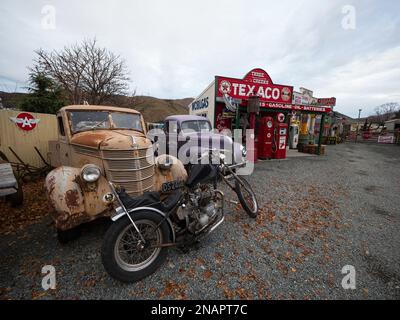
[0,91,26,109]
[0,91,193,123]
[131,96,193,123]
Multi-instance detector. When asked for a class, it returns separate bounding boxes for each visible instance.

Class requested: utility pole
[355,108,362,143]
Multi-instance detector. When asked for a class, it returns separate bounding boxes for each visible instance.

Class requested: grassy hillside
[0,91,193,123]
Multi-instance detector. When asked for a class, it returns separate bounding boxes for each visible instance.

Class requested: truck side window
[58,116,65,136]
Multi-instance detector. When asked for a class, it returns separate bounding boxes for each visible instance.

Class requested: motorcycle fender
[45,166,111,230]
[112,206,176,243]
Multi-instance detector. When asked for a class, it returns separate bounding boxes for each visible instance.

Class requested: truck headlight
[157,155,173,170]
[81,164,101,183]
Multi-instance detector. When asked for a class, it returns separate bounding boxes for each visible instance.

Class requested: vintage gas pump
[258,116,274,159]
[289,124,299,149]
[247,95,260,163]
[272,113,288,159]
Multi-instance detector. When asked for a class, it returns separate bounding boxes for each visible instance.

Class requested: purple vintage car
[149,115,246,167]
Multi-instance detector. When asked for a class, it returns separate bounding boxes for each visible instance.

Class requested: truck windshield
[69,111,143,133]
[181,120,211,133]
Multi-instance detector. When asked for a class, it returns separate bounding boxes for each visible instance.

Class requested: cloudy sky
[0,0,399,117]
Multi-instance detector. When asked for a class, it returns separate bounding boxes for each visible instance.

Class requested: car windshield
[181,120,211,133]
[69,111,143,133]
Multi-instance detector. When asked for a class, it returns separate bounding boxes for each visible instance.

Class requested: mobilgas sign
[216,68,293,104]
[191,97,209,111]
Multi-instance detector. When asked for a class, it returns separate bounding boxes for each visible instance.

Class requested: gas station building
[189,68,336,160]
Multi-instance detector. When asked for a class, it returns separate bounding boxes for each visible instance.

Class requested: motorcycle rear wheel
[101,211,170,282]
[234,177,258,218]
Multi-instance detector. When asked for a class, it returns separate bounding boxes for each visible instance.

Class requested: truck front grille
[102,147,155,196]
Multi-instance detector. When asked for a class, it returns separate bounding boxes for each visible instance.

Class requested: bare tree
[32,39,130,105]
[374,102,400,125]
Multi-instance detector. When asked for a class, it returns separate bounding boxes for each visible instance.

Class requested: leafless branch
[31,38,131,105]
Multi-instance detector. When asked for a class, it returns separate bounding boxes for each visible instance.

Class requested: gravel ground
[1,142,399,300]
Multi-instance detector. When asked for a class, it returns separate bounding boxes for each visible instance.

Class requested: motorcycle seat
[119,191,161,210]
[159,189,182,212]
[119,189,182,213]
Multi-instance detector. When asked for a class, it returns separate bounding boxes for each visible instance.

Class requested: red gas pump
[272,113,288,159]
[258,116,274,159]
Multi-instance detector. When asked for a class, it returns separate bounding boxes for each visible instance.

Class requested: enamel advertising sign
[317,97,336,106]
[9,112,40,131]
[262,102,332,113]
[216,68,293,104]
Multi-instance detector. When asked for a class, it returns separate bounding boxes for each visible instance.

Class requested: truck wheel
[57,228,81,244]
[8,185,23,207]
[101,211,170,283]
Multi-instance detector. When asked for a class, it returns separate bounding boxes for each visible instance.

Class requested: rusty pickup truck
[45,105,186,242]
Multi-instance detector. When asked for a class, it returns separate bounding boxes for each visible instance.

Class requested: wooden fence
[0,110,58,168]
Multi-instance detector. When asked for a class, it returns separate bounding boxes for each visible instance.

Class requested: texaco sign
[9,112,40,131]
[216,68,293,104]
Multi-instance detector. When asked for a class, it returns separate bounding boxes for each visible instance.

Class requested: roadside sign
[378,135,394,144]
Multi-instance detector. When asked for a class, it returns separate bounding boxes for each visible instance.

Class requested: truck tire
[101,211,170,282]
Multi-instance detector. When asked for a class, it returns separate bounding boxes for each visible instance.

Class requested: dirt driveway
[1,143,399,299]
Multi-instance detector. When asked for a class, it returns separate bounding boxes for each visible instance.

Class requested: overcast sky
[0,0,399,117]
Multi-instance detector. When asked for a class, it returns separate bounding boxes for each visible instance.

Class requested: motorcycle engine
[176,184,221,233]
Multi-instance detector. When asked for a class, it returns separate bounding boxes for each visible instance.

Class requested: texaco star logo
[9,112,40,131]
[281,87,291,102]
[219,80,231,95]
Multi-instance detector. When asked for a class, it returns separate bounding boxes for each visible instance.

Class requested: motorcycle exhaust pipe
[207,216,225,235]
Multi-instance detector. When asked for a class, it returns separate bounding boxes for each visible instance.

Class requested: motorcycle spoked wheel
[234,176,259,218]
[101,211,170,283]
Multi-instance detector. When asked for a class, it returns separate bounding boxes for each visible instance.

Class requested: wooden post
[235,107,240,129]
[317,114,325,155]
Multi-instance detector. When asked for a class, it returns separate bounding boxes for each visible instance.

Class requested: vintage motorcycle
[101,150,258,282]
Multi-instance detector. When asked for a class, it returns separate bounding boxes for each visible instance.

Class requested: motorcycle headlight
[81,164,101,183]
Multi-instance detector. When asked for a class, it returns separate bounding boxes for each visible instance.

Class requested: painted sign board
[216,69,293,105]
[191,97,209,111]
[317,97,336,106]
[293,89,336,107]
[378,135,395,144]
[9,112,40,131]
[261,102,332,113]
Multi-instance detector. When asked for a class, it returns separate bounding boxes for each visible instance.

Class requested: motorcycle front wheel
[234,177,259,218]
[101,211,170,283]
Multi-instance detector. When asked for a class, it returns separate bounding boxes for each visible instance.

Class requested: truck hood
[70,130,151,150]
